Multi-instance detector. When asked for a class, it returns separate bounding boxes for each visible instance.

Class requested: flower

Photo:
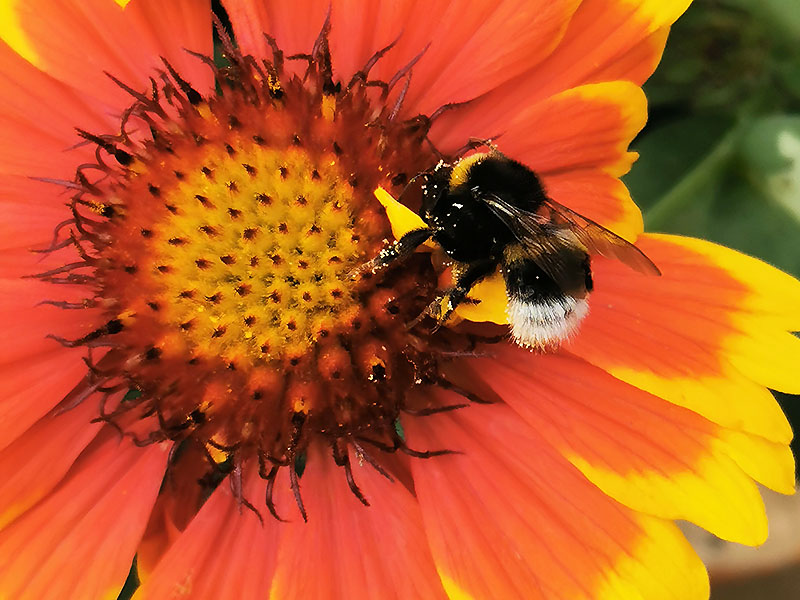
[0,1,798,599]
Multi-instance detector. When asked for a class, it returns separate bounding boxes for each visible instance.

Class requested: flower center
[39,24,495,517]
[109,127,370,365]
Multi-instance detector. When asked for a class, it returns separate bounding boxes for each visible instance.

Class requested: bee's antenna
[397,170,430,202]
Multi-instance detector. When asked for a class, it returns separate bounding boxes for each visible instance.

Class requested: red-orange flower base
[0,1,798,599]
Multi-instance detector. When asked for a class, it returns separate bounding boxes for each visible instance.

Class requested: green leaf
[642,123,742,232]
[624,115,735,226]
[737,115,800,223]
[702,176,800,277]
[294,451,307,478]
[122,388,142,402]
[394,418,405,441]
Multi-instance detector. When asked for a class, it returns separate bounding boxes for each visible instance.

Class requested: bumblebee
[364,149,660,348]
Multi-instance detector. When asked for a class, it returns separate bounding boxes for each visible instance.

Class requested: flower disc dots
[113,140,367,365]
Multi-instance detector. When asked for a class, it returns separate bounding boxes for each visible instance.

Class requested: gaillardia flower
[0,1,798,598]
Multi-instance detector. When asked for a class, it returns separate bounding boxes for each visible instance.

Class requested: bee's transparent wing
[539,197,661,275]
[480,194,589,291]
[481,193,661,276]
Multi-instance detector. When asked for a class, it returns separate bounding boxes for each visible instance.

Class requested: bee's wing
[480,194,590,290]
[481,193,660,276]
[539,197,660,275]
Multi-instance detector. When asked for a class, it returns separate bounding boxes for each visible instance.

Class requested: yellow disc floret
[127,143,363,364]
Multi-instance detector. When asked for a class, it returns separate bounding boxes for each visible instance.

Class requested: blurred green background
[626,1,800,596]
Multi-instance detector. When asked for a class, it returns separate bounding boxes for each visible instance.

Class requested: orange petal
[381,0,581,117]
[269,444,448,599]
[0,177,71,252]
[224,0,406,83]
[0,34,108,140]
[436,87,648,294]
[567,234,800,444]
[0,397,101,530]
[524,0,690,96]
[407,402,708,600]
[0,0,212,110]
[135,470,278,599]
[224,0,580,117]
[136,443,214,578]
[121,0,214,86]
[436,79,648,179]
[222,0,329,67]
[0,347,92,452]
[540,168,643,241]
[0,430,168,599]
[0,272,100,361]
[470,350,782,545]
[0,277,99,360]
[590,26,671,85]
[0,100,95,178]
[0,288,97,382]
[429,0,684,154]
[499,81,646,177]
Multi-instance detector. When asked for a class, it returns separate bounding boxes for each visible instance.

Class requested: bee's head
[406,163,450,221]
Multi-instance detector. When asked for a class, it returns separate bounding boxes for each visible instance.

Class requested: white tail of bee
[506,296,589,350]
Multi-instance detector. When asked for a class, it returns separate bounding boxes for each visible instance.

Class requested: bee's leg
[438,259,497,321]
[351,227,435,279]
[416,259,497,328]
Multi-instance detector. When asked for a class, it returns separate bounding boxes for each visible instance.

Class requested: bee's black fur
[419,156,547,264]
